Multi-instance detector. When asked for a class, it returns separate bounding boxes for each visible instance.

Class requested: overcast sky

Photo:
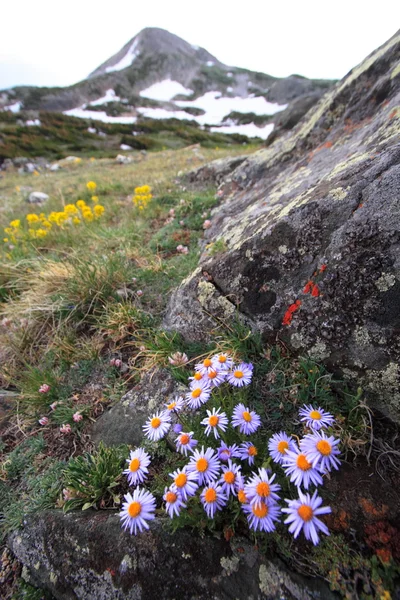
[1,0,399,89]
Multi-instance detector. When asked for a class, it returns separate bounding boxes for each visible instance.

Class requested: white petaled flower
[298,404,335,430]
[164,396,185,413]
[268,431,298,465]
[201,482,228,518]
[175,431,198,456]
[163,487,186,518]
[169,467,198,501]
[142,410,171,441]
[185,379,211,409]
[200,407,229,439]
[123,448,151,486]
[226,362,253,387]
[195,357,218,376]
[187,446,221,485]
[300,431,341,473]
[119,488,156,535]
[244,468,281,507]
[243,499,281,532]
[211,352,233,371]
[219,460,242,497]
[237,441,259,465]
[231,403,261,435]
[282,489,331,545]
[203,368,226,388]
[282,447,324,489]
[218,442,241,462]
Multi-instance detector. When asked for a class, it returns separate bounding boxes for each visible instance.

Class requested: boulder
[27,191,49,204]
[116,154,133,164]
[164,32,400,423]
[9,510,335,600]
[182,155,248,189]
[92,369,184,447]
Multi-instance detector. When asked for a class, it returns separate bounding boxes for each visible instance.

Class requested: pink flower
[181,246,188,254]
[168,352,189,366]
[203,220,211,229]
[39,384,50,394]
[132,277,137,283]
[136,290,143,297]
[176,245,183,252]
[60,424,72,434]
[73,412,83,422]
[38,416,49,426]
[139,345,146,352]
[50,402,58,411]
[169,209,175,217]
[179,220,185,226]
[110,358,122,368]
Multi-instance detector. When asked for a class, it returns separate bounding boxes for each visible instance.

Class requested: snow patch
[137,107,195,121]
[90,89,120,106]
[210,122,274,140]
[105,39,140,73]
[139,80,193,102]
[64,107,137,124]
[4,101,21,113]
[26,119,41,126]
[206,61,214,67]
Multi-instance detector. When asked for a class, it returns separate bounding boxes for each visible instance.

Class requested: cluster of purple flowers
[120,352,339,545]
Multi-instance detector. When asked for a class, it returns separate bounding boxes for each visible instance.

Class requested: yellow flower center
[298,504,314,521]
[242,411,252,422]
[151,417,161,428]
[128,501,141,518]
[197,458,208,472]
[204,488,217,503]
[203,359,212,368]
[209,415,219,427]
[219,355,227,363]
[224,471,235,484]
[309,410,322,420]
[175,473,187,487]
[316,440,332,455]
[129,458,140,472]
[194,372,203,381]
[166,491,177,504]
[238,490,247,504]
[191,388,201,398]
[208,370,218,379]
[180,434,190,445]
[167,402,176,410]
[234,370,244,379]
[256,482,270,497]
[248,445,258,456]
[277,440,289,454]
[297,454,312,471]
[252,503,268,518]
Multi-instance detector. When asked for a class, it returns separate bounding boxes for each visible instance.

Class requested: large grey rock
[164,32,400,422]
[27,191,49,204]
[182,155,248,189]
[92,368,184,447]
[9,510,335,600]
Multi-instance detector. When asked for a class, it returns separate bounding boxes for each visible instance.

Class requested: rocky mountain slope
[164,30,400,423]
[0,27,334,140]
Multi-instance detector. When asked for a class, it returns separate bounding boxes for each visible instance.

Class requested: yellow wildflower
[26,214,40,223]
[42,220,52,229]
[33,170,40,176]
[10,219,21,228]
[76,200,86,209]
[4,227,13,235]
[15,186,21,192]
[28,228,36,238]
[93,205,104,217]
[35,229,48,238]
[91,196,99,204]
[82,208,93,222]
[3,238,9,243]
[74,158,82,164]
[73,217,81,225]
[64,204,78,215]
[86,181,97,192]
[90,157,96,162]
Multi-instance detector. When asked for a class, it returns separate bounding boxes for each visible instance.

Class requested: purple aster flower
[217,442,240,462]
[300,431,341,473]
[169,467,198,501]
[123,448,151,486]
[243,499,281,532]
[195,357,217,375]
[200,407,229,439]
[120,488,156,535]
[237,441,259,465]
[203,367,226,387]
[164,395,185,413]
[218,460,242,497]
[236,472,248,504]
[201,482,228,518]
[175,431,198,456]
[268,431,298,465]
[282,489,331,545]
[142,410,171,441]
[185,379,211,409]
[244,468,281,506]
[226,362,253,387]
[299,404,335,430]
[163,487,186,518]
[173,423,183,434]
[211,352,233,371]
[231,403,261,435]
[282,448,324,489]
[187,446,221,485]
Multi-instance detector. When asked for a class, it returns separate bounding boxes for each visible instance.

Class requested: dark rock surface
[164,32,400,422]
[92,368,185,447]
[9,510,335,600]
